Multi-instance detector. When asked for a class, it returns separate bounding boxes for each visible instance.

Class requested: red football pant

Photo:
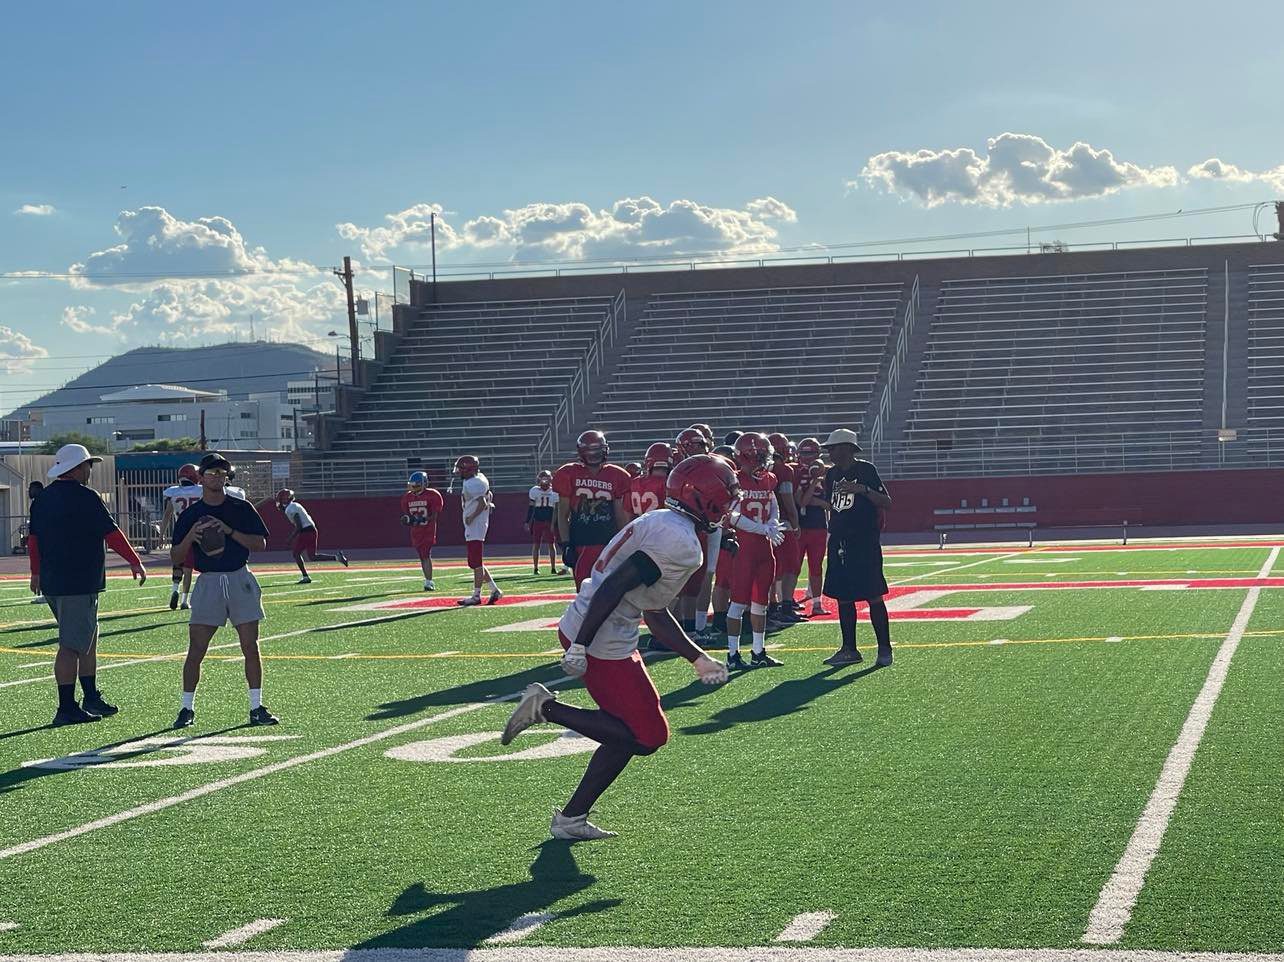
[292,529,318,560]
[715,542,735,591]
[778,530,802,578]
[731,535,775,607]
[800,528,827,574]
[559,630,669,750]
[530,520,556,546]
[681,530,710,597]
[466,540,485,569]
[411,528,437,561]
[573,545,605,588]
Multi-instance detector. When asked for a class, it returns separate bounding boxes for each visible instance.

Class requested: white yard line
[483,913,555,945]
[201,919,286,949]
[890,550,1027,586]
[0,923,17,932]
[1081,544,1280,945]
[775,911,836,942]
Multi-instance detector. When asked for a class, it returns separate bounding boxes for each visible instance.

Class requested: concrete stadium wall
[269,467,1284,551]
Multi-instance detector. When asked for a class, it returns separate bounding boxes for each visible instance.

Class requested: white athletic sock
[249,688,262,710]
[487,574,498,591]
[727,633,739,655]
[181,691,195,710]
[694,611,708,631]
[180,592,189,604]
[170,578,181,592]
[752,631,766,654]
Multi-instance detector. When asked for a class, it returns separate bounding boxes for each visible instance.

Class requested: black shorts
[822,534,888,602]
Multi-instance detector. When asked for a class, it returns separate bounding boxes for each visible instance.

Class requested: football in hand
[200,523,227,557]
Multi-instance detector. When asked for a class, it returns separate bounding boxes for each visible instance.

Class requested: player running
[276,489,349,584]
[500,454,736,841]
[456,455,502,606]
[554,430,632,589]
[401,472,444,590]
[725,432,786,670]
[526,470,560,575]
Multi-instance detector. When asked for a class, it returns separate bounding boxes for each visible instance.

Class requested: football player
[725,433,786,670]
[673,428,715,632]
[554,430,632,589]
[277,490,349,584]
[630,444,671,517]
[795,438,829,615]
[456,455,503,606]
[160,463,204,610]
[500,455,735,841]
[767,432,805,625]
[526,470,560,575]
[401,471,444,590]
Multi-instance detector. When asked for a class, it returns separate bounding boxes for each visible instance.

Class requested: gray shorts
[189,568,265,628]
[46,594,99,654]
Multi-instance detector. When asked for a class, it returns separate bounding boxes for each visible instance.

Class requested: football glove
[723,532,739,556]
[562,544,578,569]
[694,653,728,685]
[764,518,786,547]
[561,642,588,678]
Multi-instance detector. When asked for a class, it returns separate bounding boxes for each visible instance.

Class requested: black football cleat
[81,693,119,716]
[173,707,195,729]
[169,591,179,611]
[249,705,280,726]
[750,651,784,668]
[875,647,894,668]
[823,647,863,667]
[726,651,750,672]
[487,587,504,605]
[52,704,101,727]
[337,551,350,568]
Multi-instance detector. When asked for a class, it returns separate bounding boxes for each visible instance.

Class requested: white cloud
[336,195,798,263]
[1188,157,1284,192]
[60,305,114,336]
[858,132,1179,207]
[15,203,55,217]
[0,326,49,374]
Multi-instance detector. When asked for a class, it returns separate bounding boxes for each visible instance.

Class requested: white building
[32,383,302,451]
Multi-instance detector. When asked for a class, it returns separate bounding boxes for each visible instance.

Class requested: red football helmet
[577,430,608,466]
[536,470,552,490]
[665,454,740,531]
[625,462,642,478]
[733,432,770,476]
[676,427,710,459]
[643,442,672,476]
[275,488,294,507]
[177,463,200,485]
[454,455,479,478]
[767,432,791,462]
[797,437,822,465]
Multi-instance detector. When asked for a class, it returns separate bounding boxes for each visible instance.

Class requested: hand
[401,514,413,527]
[30,574,39,596]
[523,523,531,532]
[723,532,739,556]
[131,564,147,585]
[562,544,578,569]
[694,653,728,685]
[561,643,588,677]
[764,518,786,547]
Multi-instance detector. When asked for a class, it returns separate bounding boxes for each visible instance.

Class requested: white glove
[693,653,728,685]
[561,643,588,678]
[764,518,786,547]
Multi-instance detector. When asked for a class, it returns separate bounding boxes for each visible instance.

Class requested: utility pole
[430,212,438,300]
[334,256,360,386]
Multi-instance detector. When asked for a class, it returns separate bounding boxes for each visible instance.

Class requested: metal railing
[869,275,920,447]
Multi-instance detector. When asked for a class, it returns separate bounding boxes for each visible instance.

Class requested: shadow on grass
[13,620,173,649]
[0,724,246,795]
[351,839,619,949]
[680,663,883,736]
[367,662,564,721]
[0,609,168,637]
[293,590,418,608]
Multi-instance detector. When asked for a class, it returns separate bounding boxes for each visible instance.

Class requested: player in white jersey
[160,464,205,610]
[455,455,502,606]
[276,489,349,584]
[501,455,737,841]
[526,470,560,574]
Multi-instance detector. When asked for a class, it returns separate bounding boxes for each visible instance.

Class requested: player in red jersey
[630,443,671,517]
[554,430,633,589]
[766,432,805,625]
[624,462,642,479]
[725,433,786,670]
[526,470,560,575]
[500,455,736,840]
[400,471,444,590]
[794,438,828,614]
[672,427,715,632]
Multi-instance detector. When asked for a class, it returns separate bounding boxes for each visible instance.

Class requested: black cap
[198,452,233,474]
[722,430,742,446]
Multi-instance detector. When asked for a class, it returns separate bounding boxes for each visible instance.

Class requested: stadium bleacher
[1246,263,1284,431]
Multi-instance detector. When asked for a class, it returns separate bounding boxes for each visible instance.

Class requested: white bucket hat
[820,428,863,452]
[47,443,103,479]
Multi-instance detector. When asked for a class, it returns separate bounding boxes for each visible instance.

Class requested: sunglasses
[201,468,229,477]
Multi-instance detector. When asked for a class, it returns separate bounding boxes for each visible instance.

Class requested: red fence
[264,468,1284,550]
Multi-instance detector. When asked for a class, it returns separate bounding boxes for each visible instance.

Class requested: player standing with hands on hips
[170,453,276,728]
[501,454,736,841]
[814,429,893,667]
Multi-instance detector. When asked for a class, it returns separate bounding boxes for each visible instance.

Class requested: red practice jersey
[553,462,632,547]
[630,474,667,517]
[401,488,444,527]
[735,469,779,532]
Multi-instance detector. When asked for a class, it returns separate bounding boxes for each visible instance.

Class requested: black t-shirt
[824,460,888,540]
[29,480,119,596]
[173,497,270,573]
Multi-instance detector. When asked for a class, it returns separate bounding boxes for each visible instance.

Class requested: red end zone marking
[886,539,1284,556]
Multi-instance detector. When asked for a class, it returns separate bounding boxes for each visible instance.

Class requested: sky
[3,0,1283,410]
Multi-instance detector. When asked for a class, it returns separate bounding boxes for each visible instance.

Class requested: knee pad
[727,601,747,621]
[750,602,768,617]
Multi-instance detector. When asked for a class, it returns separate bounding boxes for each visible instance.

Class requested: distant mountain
[7,341,338,418]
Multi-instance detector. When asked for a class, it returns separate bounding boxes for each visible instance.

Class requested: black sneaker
[169,591,179,611]
[726,651,750,672]
[82,693,119,716]
[875,647,894,668]
[750,651,784,668]
[173,707,195,729]
[337,551,350,568]
[249,705,280,726]
[823,647,863,667]
[52,704,101,727]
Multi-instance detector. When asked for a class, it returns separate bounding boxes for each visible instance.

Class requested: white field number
[25,735,300,771]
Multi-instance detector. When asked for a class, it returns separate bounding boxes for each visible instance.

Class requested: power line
[1,369,342,410]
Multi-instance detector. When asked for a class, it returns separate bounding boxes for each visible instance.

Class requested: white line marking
[15,661,50,669]
[1002,558,1078,564]
[0,923,17,932]
[1081,546,1279,945]
[1105,636,1123,644]
[776,911,836,942]
[891,550,1027,586]
[987,639,1008,646]
[483,912,555,944]
[201,918,286,948]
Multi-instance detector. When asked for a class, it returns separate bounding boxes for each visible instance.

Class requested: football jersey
[163,483,204,516]
[461,473,492,542]
[401,487,444,526]
[225,485,246,501]
[284,500,314,530]
[799,473,828,529]
[629,475,667,516]
[558,508,703,660]
[528,485,558,522]
[552,461,631,547]
[735,469,779,533]
[773,461,797,495]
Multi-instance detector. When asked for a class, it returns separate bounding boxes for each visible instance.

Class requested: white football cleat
[456,595,481,607]
[550,808,617,841]
[500,682,554,745]
[424,580,436,591]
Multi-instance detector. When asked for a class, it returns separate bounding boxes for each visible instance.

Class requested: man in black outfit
[815,428,893,667]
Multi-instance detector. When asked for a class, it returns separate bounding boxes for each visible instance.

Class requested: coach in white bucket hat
[46,443,103,479]
[820,428,863,452]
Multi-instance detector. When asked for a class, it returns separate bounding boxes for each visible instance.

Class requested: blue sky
[3,0,1282,409]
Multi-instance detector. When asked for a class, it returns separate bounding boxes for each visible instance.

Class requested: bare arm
[643,607,704,663]
[613,499,632,531]
[557,498,571,544]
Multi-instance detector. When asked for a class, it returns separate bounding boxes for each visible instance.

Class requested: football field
[1,538,1282,960]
